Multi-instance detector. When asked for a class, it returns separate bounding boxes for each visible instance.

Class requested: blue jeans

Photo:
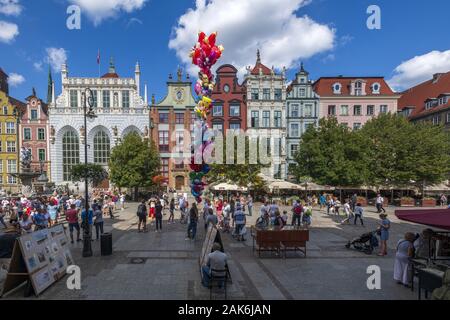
[247,206,252,216]
[201,265,224,288]
[188,221,197,239]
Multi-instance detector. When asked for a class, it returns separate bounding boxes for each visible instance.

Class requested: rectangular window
[92,90,98,108]
[263,88,270,100]
[102,90,110,108]
[229,104,240,117]
[341,123,348,128]
[7,159,17,173]
[6,122,15,134]
[38,149,46,161]
[159,113,169,124]
[70,90,78,108]
[353,123,362,130]
[38,128,45,140]
[191,112,196,124]
[31,109,38,120]
[367,105,375,116]
[274,89,282,101]
[304,104,312,117]
[251,88,259,100]
[8,175,16,184]
[340,105,349,116]
[379,105,388,113]
[274,164,281,179]
[229,123,240,130]
[251,111,259,128]
[266,138,271,155]
[161,158,169,178]
[7,141,16,153]
[290,123,299,137]
[274,111,282,127]
[158,131,169,152]
[353,105,362,116]
[24,128,31,140]
[262,111,270,127]
[3,106,7,115]
[291,104,299,117]
[122,90,130,109]
[175,113,184,124]
[299,88,306,97]
[213,104,223,116]
[290,144,298,157]
[328,105,336,116]
[212,123,223,133]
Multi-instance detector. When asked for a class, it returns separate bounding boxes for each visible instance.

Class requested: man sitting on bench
[201,242,227,288]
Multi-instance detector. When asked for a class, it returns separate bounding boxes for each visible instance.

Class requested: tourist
[247,195,253,217]
[292,200,303,227]
[319,193,326,211]
[303,204,312,227]
[274,210,285,228]
[233,202,246,241]
[269,200,279,222]
[168,198,175,224]
[354,203,364,226]
[112,193,118,210]
[394,232,416,287]
[440,194,448,207]
[148,198,156,225]
[260,201,269,218]
[81,205,94,241]
[155,199,163,232]
[341,199,353,224]
[65,204,80,243]
[281,210,288,225]
[351,193,358,212]
[137,200,148,233]
[378,213,390,256]
[120,193,126,210]
[186,202,198,240]
[215,197,223,220]
[201,242,227,288]
[376,194,386,213]
[222,200,231,233]
[206,208,218,228]
[203,199,211,231]
[93,205,104,240]
[326,195,334,215]
[229,198,236,228]
[19,213,33,234]
[413,228,434,259]
[47,201,58,227]
[16,199,24,220]
[0,208,7,229]
[334,199,341,217]
[33,209,49,230]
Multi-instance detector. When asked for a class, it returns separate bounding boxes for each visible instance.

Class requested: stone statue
[144,126,149,137]
[113,92,119,108]
[50,125,55,137]
[112,126,118,137]
[20,147,32,169]
[80,126,85,137]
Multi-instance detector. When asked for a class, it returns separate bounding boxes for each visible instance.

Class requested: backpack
[294,205,303,215]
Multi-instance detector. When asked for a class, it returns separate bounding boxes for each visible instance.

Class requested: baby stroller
[345,230,379,254]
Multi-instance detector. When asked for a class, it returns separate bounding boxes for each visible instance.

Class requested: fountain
[12,147,41,197]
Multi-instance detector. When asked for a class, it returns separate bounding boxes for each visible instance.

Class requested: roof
[8,96,26,113]
[101,72,120,79]
[0,68,8,78]
[398,71,450,118]
[250,62,272,76]
[313,77,396,96]
[409,103,450,120]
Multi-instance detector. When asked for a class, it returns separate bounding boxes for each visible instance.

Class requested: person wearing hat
[378,213,390,256]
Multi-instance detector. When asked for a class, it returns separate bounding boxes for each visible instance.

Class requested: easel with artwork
[199,225,231,282]
[1,224,74,297]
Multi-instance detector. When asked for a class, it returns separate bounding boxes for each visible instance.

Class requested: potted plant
[357,196,368,207]
[421,197,436,207]
[400,196,415,207]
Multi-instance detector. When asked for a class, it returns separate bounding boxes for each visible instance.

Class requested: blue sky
[1,0,449,102]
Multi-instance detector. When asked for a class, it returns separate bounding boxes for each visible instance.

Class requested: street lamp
[81,88,97,258]
[12,106,23,188]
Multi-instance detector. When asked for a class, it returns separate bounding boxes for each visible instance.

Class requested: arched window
[94,131,110,164]
[62,130,80,181]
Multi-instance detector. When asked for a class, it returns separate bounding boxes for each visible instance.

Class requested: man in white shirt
[376,194,386,213]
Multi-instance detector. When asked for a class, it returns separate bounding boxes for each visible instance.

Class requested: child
[281,210,289,225]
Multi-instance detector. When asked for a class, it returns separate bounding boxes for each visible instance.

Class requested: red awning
[395,209,450,230]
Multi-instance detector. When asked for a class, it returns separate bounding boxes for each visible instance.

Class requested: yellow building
[0,68,24,194]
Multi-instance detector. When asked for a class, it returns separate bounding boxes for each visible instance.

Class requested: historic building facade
[209,64,247,133]
[150,69,197,191]
[20,91,50,177]
[398,72,450,131]
[313,76,400,129]
[286,63,319,179]
[245,51,287,179]
[49,59,149,187]
[0,68,24,192]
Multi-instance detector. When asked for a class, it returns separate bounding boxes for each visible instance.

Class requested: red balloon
[208,32,217,47]
[198,32,206,44]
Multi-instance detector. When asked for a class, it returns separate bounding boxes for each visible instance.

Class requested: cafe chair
[209,268,228,300]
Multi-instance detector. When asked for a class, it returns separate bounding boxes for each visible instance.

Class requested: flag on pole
[97,49,100,65]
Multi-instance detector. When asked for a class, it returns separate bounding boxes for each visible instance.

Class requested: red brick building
[209,64,247,133]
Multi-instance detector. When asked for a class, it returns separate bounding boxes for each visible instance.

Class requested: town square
[0,0,449,305]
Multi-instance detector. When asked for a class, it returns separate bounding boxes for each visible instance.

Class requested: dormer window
[372,82,381,94]
[332,83,341,94]
[355,81,363,96]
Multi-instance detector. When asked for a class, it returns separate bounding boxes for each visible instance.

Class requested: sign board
[1,224,74,297]
[199,224,224,267]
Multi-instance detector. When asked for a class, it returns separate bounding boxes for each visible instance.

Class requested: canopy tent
[210,182,248,192]
[268,180,304,191]
[303,182,335,191]
[424,183,450,192]
[395,209,450,230]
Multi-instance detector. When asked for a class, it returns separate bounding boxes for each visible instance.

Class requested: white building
[245,51,287,179]
[48,59,149,188]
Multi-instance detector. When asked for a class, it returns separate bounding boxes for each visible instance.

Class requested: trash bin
[100,233,112,256]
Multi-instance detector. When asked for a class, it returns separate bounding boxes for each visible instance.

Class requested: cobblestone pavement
[2,202,440,300]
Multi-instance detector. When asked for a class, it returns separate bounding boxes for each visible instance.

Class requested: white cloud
[127,17,143,28]
[68,0,147,26]
[169,0,335,78]
[0,0,22,16]
[45,47,68,72]
[0,20,18,43]
[33,61,43,71]
[8,72,25,86]
[388,50,450,91]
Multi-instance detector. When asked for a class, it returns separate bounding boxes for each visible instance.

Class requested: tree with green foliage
[70,163,108,186]
[109,132,160,198]
[291,117,369,187]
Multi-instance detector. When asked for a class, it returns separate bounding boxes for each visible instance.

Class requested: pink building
[313,77,400,129]
[20,91,50,176]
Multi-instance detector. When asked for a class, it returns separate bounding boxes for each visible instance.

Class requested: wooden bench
[251,227,309,258]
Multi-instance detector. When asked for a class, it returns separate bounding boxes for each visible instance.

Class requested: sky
[1,0,450,103]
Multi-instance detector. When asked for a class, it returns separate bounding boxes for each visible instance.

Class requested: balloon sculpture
[189,31,224,203]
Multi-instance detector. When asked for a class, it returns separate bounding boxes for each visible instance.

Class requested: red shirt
[66,209,79,224]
